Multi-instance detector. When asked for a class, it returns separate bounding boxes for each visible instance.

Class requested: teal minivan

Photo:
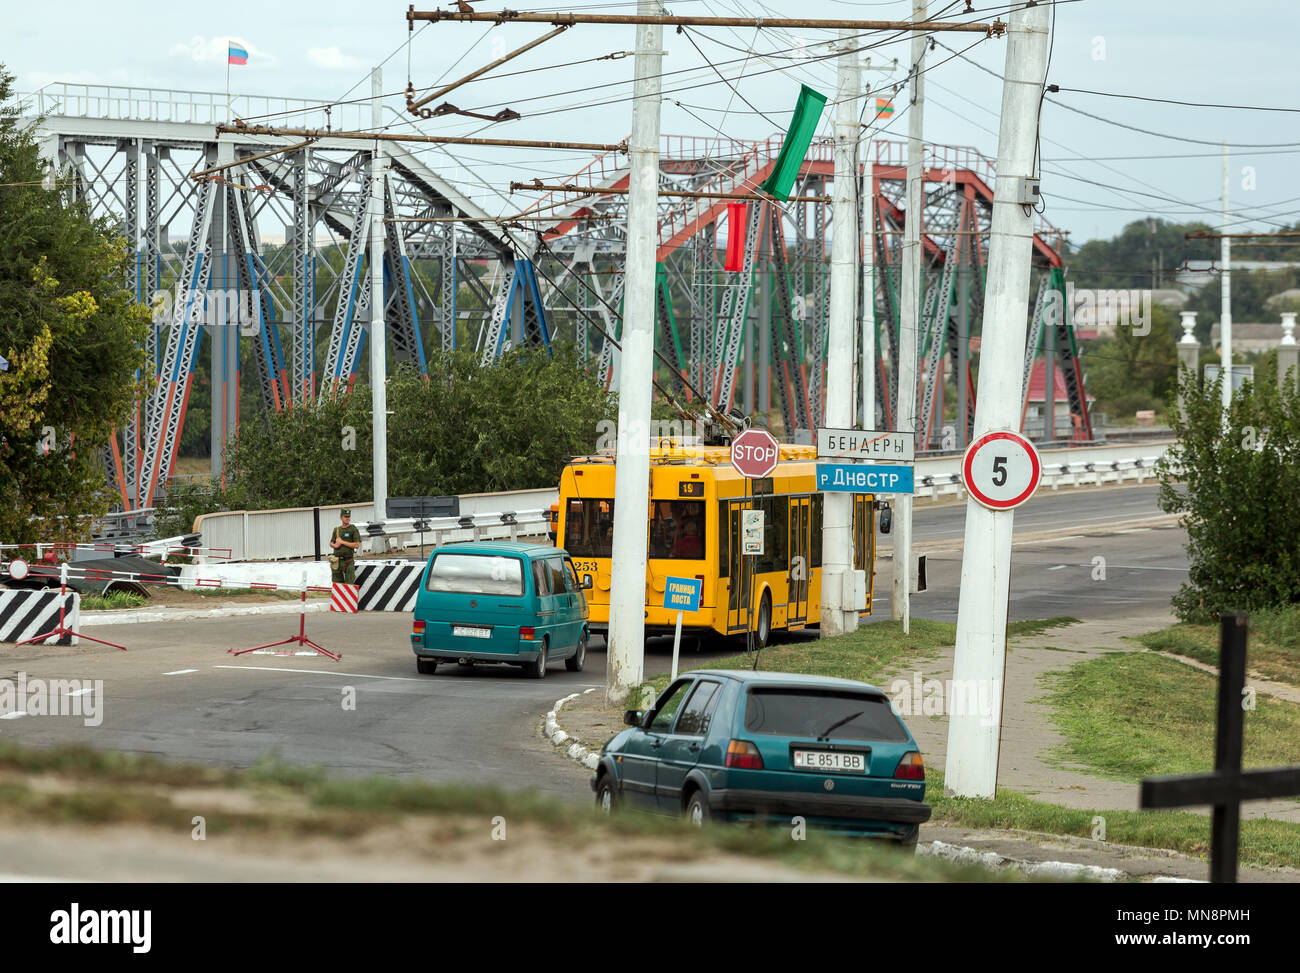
[411,541,591,678]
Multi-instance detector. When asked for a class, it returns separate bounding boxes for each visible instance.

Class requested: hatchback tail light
[725,739,764,770]
[894,751,925,780]
[412,620,425,635]
[520,626,536,641]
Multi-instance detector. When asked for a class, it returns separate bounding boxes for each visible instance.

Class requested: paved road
[0,483,1185,801]
[887,483,1186,624]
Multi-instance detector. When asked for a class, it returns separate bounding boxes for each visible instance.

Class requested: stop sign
[730,428,780,478]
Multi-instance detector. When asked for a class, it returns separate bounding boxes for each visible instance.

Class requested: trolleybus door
[851,495,875,614]
[788,497,810,626]
[725,500,752,634]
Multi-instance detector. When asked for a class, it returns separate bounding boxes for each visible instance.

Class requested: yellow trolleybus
[556,441,877,648]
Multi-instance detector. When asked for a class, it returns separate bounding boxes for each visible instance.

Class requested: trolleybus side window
[563,499,615,559]
[754,496,788,574]
[810,493,824,568]
[649,500,706,559]
[718,501,730,577]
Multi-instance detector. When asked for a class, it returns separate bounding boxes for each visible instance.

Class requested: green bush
[1157,368,1300,621]
[152,479,227,539]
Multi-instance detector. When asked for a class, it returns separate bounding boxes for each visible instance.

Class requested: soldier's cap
[341,508,352,517]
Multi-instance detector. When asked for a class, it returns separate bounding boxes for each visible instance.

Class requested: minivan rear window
[743,689,909,742]
[425,553,524,596]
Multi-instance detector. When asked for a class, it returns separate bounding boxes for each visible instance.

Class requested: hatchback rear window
[743,689,909,742]
[425,553,524,596]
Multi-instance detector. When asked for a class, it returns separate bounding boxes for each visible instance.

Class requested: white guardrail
[187,443,1173,563]
[912,440,1173,501]
[192,490,558,562]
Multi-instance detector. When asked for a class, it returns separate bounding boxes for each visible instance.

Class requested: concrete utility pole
[1220,141,1232,414]
[860,58,881,430]
[820,30,863,638]
[893,0,925,633]
[945,1,1050,799]
[370,66,389,522]
[606,0,664,704]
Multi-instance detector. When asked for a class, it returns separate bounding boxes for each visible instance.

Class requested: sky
[5,0,1300,247]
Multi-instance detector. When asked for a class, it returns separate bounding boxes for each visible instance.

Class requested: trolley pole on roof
[820,30,862,638]
[945,1,1050,799]
[606,0,664,706]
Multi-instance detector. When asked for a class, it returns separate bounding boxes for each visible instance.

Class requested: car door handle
[649,739,663,749]
[687,743,700,752]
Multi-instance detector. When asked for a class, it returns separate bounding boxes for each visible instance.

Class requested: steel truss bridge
[17,83,1095,512]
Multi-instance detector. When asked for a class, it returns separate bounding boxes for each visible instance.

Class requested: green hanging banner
[760,84,829,202]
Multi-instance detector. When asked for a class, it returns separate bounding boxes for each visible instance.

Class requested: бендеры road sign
[816,427,915,463]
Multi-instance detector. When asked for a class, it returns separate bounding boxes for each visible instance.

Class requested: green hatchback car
[411,542,590,678]
[592,670,931,845]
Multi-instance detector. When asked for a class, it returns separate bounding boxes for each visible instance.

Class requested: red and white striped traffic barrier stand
[13,562,126,651]
[229,572,339,661]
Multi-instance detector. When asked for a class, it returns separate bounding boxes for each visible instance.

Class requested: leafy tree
[1184,267,1300,342]
[0,65,149,543]
[1066,218,1215,291]
[1157,370,1300,621]
[1079,304,1179,420]
[223,343,617,509]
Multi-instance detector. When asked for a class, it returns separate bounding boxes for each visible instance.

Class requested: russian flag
[228,42,248,65]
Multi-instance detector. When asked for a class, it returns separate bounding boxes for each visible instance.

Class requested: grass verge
[0,743,1010,882]
[1040,652,1300,783]
[928,769,1300,872]
[1136,606,1300,688]
[1007,617,1079,638]
[79,592,148,611]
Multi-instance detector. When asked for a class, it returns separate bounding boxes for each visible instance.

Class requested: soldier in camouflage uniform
[329,508,362,584]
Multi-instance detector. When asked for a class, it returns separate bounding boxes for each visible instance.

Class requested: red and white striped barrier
[330,583,359,613]
[3,561,328,594]
[0,540,234,560]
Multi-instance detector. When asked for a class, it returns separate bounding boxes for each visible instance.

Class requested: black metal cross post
[1140,612,1300,882]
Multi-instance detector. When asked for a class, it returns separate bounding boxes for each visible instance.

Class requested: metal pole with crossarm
[820,30,861,638]
[1141,613,1300,883]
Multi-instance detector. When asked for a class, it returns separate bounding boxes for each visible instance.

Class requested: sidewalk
[880,617,1300,822]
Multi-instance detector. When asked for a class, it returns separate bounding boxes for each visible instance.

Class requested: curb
[919,839,1131,882]
[81,601,332,626]
[543,687,602,771]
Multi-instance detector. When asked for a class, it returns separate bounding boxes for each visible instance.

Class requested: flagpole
[226,42,231,123]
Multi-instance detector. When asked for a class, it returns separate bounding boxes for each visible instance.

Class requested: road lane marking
[65,688,94,697]
[213,665,424,682]
[1047,565,1067,571]
[0,712,26,720]
[164,669,198,676]
[1076,564,1188,572]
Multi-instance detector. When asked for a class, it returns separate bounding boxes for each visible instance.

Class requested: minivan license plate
[453,625,491,639]
[793,750,865,773]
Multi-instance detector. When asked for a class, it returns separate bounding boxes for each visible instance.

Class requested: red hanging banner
[724,202,747,271]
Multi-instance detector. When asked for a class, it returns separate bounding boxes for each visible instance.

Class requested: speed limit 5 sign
[961,430,1042,510]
